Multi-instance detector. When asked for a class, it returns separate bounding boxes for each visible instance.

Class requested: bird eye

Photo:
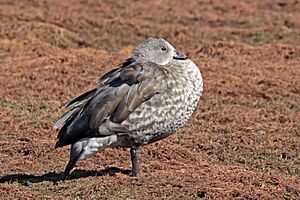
[161,47,167,51]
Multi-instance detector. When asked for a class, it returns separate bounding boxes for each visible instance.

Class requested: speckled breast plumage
[122,59,203,145]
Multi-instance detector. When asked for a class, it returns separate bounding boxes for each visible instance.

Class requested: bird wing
[55,60,169,147]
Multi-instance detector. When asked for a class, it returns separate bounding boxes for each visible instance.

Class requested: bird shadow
[0,167,131,186]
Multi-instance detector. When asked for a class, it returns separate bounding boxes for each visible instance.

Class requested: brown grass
[0,0,299,199]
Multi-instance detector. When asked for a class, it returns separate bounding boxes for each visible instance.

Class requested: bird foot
[131,170,141,177]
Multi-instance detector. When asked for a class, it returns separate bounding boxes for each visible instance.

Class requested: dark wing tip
[65,88,97,108]
[54,139,62,148]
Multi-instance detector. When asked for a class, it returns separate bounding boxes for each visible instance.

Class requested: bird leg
[63,158,77,180]
[130,146,141,177]
[63,144,83,180]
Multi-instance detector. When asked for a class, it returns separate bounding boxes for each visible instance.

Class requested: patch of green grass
[241,31,300,45]
[248,18,267,28]
[0,101,28,117]
[280,31,300,45]
[0,100,60,128]
[32,26,57,45]
[213,4,230,13]
[241,32,275,45]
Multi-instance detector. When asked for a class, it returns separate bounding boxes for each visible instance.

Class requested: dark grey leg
[63,155,80,180]
[130,146,141,177]
[63,145,83,180]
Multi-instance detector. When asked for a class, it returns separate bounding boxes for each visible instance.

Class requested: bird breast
[121,59,203,145]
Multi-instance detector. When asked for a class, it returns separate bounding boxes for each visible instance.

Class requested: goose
[53,38,203,178]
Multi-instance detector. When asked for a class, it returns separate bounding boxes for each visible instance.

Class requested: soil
[0,0,299,199]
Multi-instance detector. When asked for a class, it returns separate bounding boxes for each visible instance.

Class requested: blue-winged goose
[53,38,203,178]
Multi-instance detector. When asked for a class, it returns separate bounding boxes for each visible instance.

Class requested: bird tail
[63,135,118,179]
[53,89,97,148]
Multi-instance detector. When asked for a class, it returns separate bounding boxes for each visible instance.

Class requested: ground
[0,0,299,199]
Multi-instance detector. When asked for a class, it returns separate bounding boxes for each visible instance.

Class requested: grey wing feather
[53,106,80,131]
[52,89,97,131]
[65,88,97,108]
[54,61,167,147]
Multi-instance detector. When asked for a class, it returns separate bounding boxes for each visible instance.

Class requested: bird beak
[173,51,187,60]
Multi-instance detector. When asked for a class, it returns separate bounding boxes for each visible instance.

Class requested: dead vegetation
[0,0,299,199]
